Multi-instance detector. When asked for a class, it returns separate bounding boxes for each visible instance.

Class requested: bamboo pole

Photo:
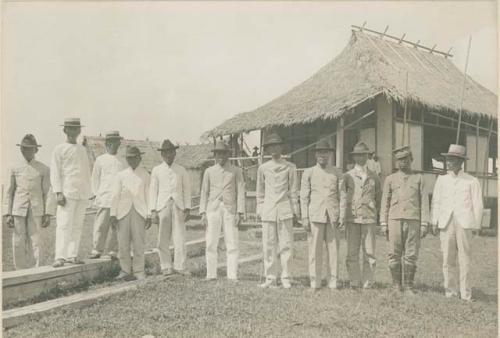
[482,117,494,199]
[402,71,409,147]
[456,36,472,144]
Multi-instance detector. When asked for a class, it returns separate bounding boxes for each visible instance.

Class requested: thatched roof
[84,136,213,171]
[207,30,497,137]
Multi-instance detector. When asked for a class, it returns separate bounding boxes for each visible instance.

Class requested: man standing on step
[150,139,191,277]
[257,133,299,289]
[380,146,430,294]
[300,139,344,290]
[51,118,92,267]
[431,144,483,302]
[89,131,125,260]
[340,142,381,289]
[200,140,245,282]
[110,146,152,281]
[3,134,51,269]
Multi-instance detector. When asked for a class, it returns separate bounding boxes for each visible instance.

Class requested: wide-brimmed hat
[104,131,123,140]
[60,118,84,127]
[16,134,41,148]
[350,142,371,155]
[393,145,412,159]
[125,146,144,158]
[441,144,468,159]
[263,133,283,147]
[314,138,335,151]
[157,139,179,151]
[212,140,231,153]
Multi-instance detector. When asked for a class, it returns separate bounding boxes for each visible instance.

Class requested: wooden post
[336,117,344,169]
[482,117,494,198]
[402,71,409,147]
[456,36,472,144]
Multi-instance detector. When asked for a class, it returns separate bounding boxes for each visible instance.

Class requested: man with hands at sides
[110,146,152,281]
[199,140,245,282]
[256,133,300,289]
[380,146,429,295]
[300,139,344,291]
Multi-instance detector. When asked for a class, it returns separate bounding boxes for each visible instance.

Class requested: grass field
[2,213,205,271]
[4,233,497,338]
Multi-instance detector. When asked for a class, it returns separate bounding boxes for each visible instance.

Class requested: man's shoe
[328,280,339,289]
[116,271,131,281]
[66,258,85,265]
[175,269,191,277]
[52,259,65,268]
[281,279,292,289]
[162,268,174,277]
[363,281,376,289]
[258,279,276,288]
[88,252,101,259]
[205,277,217,282]
[445,291,459,299]
[135,272,146,281]
[109,255,119,261]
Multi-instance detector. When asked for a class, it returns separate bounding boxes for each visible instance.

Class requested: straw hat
[441,144,468,159]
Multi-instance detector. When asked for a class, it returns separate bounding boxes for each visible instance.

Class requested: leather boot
[389,265,402,293]
[404,265,416,295]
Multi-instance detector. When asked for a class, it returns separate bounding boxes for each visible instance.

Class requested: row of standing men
[4,118,483,300]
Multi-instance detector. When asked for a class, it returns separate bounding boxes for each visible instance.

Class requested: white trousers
[55,198,87,260]
[12,207,42,270]
[440,215,473,300]
[118,207,145,275]
[262,218,293,281]
[91,208,118,256]
[205,203,239,279]
[157,199,186,270]
[308,221,340,288]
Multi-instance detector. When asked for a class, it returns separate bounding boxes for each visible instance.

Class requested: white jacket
[149,162,191,212]
[110,166,150,220]
[431,171,483,229]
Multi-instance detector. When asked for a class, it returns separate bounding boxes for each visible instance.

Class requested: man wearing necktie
[340,142,381,289]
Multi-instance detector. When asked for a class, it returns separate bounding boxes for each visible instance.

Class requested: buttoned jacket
[110,166,150,220]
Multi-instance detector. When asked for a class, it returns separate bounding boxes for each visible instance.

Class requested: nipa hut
[206,27,498,226]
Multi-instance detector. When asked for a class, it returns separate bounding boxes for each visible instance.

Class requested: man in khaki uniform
[380,146,429,294]
[200,140,245,281]
[3,134,51,269]
[300,139,344,290]
[340,142,381,289]
[431,144,483,301]
[257,133,299,289]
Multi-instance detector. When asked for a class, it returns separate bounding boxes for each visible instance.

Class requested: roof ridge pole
[402,71,409,147]
[456,35,472,144]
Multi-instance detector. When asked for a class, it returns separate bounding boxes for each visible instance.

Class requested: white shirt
[50,142,91,200]
[149,162,191,212]
[91,153,126,208]
[110,166,150,220]
[431,170,484,229]
[367,159,381,176]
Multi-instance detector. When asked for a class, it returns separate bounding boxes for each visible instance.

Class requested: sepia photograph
[1,1,498,337]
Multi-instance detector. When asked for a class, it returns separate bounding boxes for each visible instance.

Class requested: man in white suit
[51,118,92,267]
[200,140,245,281]
[257,133,299,289]
[110,146,151,281]
[431,144,483,301]
[89,131,125,260]
[300,139,344,290]
[150,139,191,276]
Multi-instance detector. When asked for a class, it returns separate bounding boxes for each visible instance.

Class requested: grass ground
[2,213,205,271]
[4,233,497,338]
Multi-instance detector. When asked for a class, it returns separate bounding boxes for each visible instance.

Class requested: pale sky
[1,1,497,179]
